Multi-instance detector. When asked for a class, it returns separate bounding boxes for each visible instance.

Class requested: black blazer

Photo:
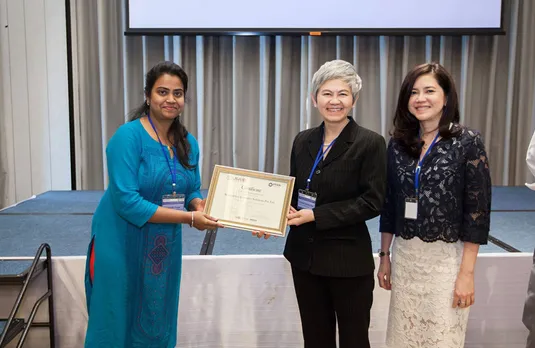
[283,117,387,277]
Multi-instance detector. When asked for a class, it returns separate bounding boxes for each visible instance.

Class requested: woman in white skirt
[377,62,491,348]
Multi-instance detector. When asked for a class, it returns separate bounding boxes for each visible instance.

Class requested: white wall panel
[45,0,71,190]
[0,0,70,208]
[6,0,33,203]
[25,0,52,195]
[0,0,16,208]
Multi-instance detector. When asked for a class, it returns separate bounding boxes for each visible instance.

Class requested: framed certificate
[204,165,295,237]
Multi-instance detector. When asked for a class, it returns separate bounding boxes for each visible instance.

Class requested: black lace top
[379,127,491,244]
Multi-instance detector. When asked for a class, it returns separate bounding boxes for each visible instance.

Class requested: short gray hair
[311,60,362,101]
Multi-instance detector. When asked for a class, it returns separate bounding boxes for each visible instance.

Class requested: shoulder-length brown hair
[392,62,461,158]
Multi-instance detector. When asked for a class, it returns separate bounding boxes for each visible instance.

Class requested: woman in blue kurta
[84,61,222,348]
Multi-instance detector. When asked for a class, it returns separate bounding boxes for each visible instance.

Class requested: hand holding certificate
[204,165,295,237]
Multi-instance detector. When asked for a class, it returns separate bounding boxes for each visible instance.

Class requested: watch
[378,249,390,257]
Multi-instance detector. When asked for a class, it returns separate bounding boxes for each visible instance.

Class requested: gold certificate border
[204,165,295,236]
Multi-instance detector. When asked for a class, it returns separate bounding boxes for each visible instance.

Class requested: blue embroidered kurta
[84,119,202,348]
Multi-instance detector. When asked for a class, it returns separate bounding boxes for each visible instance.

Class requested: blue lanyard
[414,132,440,196]
[306,136,336,190]
[148,115,178,194]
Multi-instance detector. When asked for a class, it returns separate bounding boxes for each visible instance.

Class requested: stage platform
[0,187,533,347]
[0,186,534,258]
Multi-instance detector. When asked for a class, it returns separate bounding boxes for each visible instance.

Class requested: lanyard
[148,115,178,194]
[306,135,336,190]
[414,132,440,196]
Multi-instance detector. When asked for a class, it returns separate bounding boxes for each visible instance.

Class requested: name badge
[298,189,317,210]
[162,194,185,211]
[404,198,418,220]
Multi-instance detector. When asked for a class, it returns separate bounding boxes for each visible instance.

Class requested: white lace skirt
[386,236,470,348]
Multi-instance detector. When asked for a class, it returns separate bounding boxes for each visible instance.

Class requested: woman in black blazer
[255,59,387,348]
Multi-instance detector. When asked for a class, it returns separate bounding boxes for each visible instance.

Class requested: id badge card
[404,197,418,220]
[298,189,317,210]
[162,193,185,211]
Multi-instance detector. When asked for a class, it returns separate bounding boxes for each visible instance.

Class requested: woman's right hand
[192,211,224,231]
[377,257,392,290]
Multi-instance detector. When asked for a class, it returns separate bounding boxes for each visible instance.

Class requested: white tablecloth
[0,254,531,347]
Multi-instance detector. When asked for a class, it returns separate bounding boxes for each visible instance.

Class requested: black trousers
[291,266,374,348]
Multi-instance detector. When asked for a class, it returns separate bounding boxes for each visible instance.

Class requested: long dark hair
[128,61,193,169]
[392,62,461,158]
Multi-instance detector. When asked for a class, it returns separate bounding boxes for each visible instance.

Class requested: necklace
[421,130,439,150]
[422,129,438,137]
[166,145,174,158]
[147,117,174,159]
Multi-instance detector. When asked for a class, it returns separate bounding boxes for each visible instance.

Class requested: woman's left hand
[453,271,475,309]
[287,209,314,226]
[191,198,206,212]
